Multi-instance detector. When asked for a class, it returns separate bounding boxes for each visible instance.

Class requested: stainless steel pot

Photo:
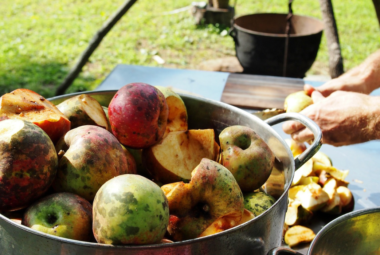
[269,207,380,255]
[0,90,322,255]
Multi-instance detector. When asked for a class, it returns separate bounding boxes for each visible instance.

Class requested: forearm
[356,50,380,94]
[366,96,380,141]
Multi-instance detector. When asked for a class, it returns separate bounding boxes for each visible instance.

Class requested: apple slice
[0,88,70,143]
[296,183,329,211]
[57,94,109,130]
[284,225,316,247]
[285,139,306,157]
[143,129,219,184]
[292,159,314,186]
[155,86,188,137]
[288,185,306,201]
[313,162,349,181]
[312,151,332,167]
[199,209,255,238]
[285,200,313,226]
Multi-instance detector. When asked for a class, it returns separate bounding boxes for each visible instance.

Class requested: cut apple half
[0,88,70,143]
[143,129,219,183]
[57,94,109,130]
[155,86,188,137]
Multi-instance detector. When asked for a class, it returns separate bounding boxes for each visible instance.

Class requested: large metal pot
[270,207,380,255]
[230,13,324,78]
[0,91,321,254]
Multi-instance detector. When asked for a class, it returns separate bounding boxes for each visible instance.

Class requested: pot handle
[267,247,304,255]
[229,26,238,44]
[265,113,322,170]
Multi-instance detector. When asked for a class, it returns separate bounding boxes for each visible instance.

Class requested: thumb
[311,90,325,103]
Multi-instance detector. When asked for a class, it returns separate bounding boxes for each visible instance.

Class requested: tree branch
[319,0,344,78]
[55,0,138,96]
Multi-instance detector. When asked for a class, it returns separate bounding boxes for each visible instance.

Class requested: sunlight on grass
[0,0,379,97]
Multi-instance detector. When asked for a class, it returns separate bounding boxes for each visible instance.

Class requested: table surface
[98,65,380,253]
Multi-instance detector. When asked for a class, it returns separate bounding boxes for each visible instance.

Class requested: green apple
[93,174,169,245]
[219,125,275,192]
[284,91,313,113]
[161,158,244,241]
[22,192,93,241]
[243,191,275,216]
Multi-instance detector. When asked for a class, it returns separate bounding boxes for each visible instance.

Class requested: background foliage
[1,0,379,97]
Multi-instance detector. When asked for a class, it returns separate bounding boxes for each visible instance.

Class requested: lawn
[1,0,379,97]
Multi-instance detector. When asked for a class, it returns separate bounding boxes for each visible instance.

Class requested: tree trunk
[373,0,380,27]
[319,0,344,78]
[55,0,138,96]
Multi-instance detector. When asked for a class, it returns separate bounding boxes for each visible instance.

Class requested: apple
[284,225,316,247]
[22,192,93,241]
[93,174,169,245]
[57,94,109,130]
[161,158,244,241]
[199,209,255,237]
[52,125,136,201]
[143,129,220,184]
[108,83,169,149]
[285,199,313,226]
[243,191,276,216]
[0,88,70,143]
[219,125,275,192]
[285,138,306,157]
[296,183,329,211]
[0,119,58,211]
[155,86,188,137]
[284,91,313,113]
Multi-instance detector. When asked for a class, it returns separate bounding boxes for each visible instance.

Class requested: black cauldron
[230,13,324,78]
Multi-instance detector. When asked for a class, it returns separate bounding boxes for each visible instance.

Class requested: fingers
[311,91,325,103]
[282,120,307,135]
[290,127,316,144]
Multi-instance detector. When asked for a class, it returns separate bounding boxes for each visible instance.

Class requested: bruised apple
[0,119,58,211]
[93,174,169,245]
[161,159,244,241]
[219,125,275,192]
[57,94,109,130]
[155,86,188,137]
[143,129,220,184]
[0,89,70,143]
[108,83,168,149]
[22,192,93,241]
[52,125,136,201]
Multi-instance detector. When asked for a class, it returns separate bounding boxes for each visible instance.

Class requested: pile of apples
[283,139,354,247]
[0,83,277,245]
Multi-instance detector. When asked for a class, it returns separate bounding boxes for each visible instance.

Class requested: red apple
[108,83,168,149]
[0,119,58,211]
[0,89,70,143]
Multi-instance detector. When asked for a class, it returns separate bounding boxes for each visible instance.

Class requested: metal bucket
[0,90,321,255]
[270,207,380,255]
[230,13,324,78]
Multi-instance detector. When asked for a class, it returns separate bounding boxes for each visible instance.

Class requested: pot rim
[233,12,324,38]
[0,90,295,249]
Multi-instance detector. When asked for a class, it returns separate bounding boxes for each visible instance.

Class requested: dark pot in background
[230,13,324,78]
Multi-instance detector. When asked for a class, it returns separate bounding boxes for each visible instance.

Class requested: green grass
[1,0,379,97]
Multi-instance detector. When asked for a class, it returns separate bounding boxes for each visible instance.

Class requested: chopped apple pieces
[284,140,354,246]
[284,225,316,247]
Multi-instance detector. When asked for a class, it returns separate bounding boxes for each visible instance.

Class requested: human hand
[282,91,380,146]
